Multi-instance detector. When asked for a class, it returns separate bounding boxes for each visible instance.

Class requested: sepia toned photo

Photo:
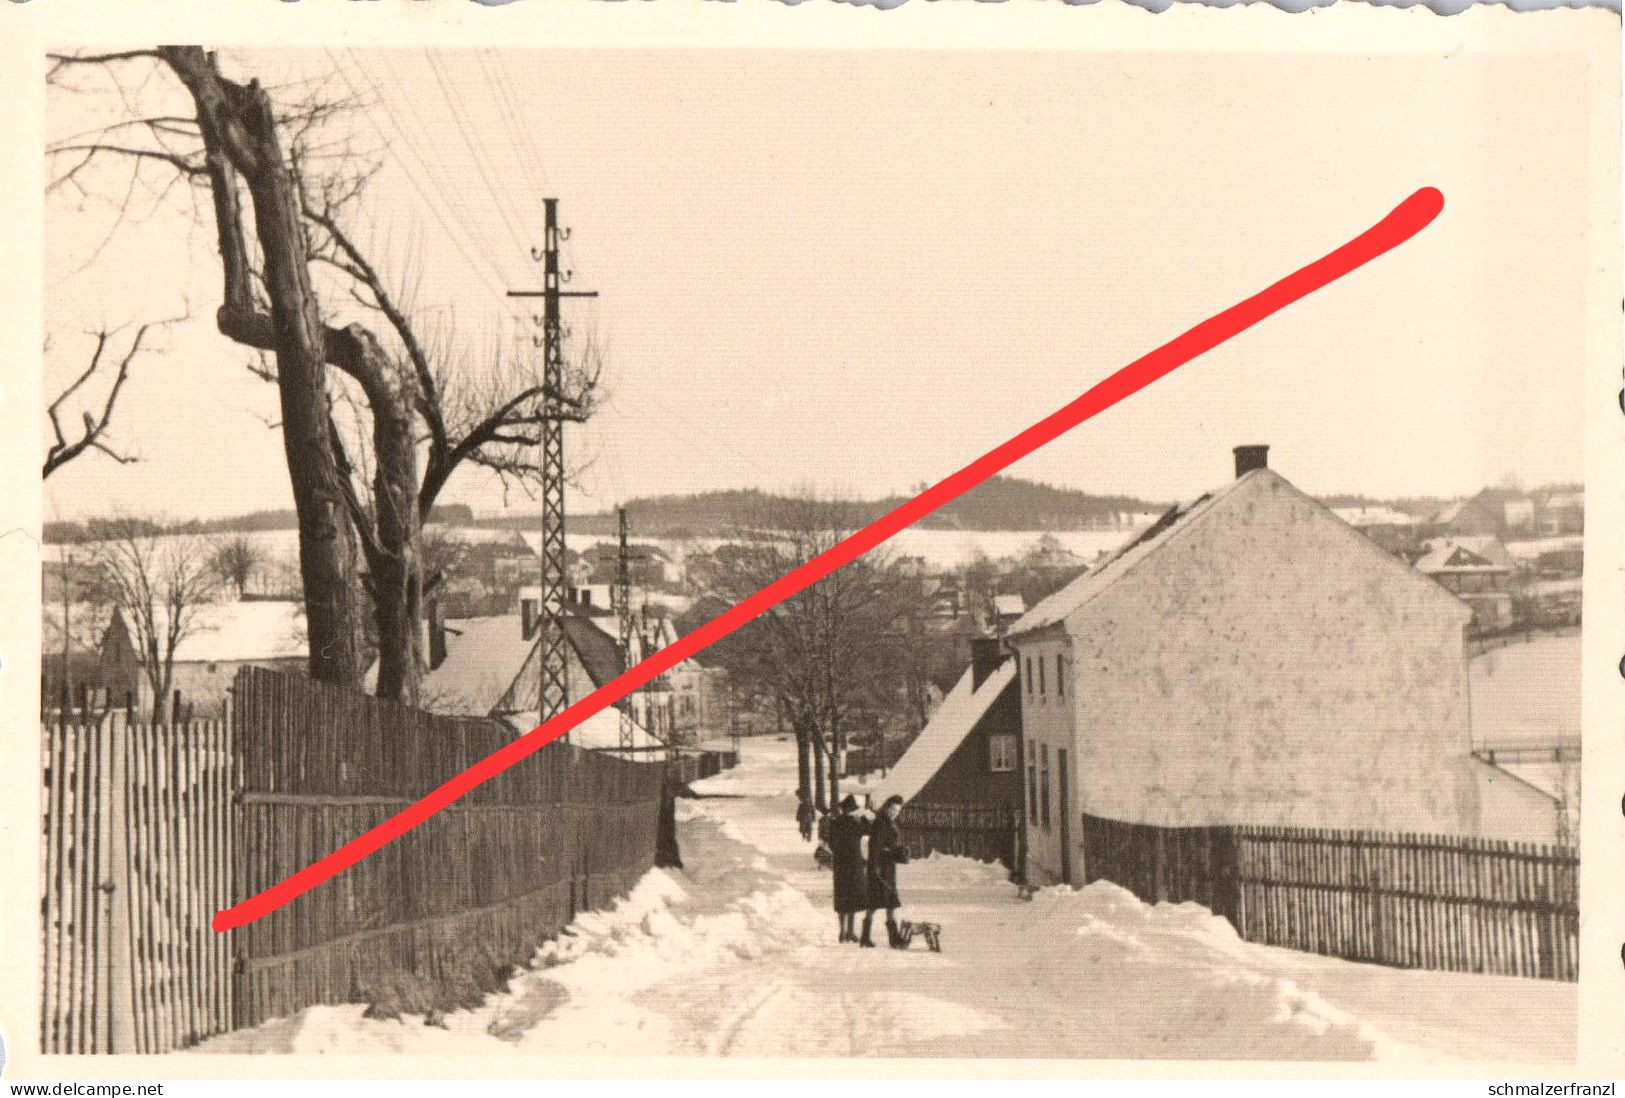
[7,5,1620,1079]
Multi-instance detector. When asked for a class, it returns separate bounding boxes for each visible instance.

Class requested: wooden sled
[896,920,943,952]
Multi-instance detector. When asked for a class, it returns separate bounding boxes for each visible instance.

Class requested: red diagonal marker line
[214,186,1444,933]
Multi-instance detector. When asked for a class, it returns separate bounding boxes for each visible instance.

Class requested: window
[1056,654,1065,697]
[1026,744,1038,825]
[1040,746,1052,829]
[989,733,1016,773]
[1038,655,1046,695]
[1024,656,1033,694]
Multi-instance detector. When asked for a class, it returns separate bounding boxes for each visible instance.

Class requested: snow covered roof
[121,600,307,664]
[875,660,1018,803]
[1331,505,1416,528]
[1414,543,1509,575]
[1422,535,1514,570]
[499,707,665,760]
[413,615,537,716]
[992,593,1027,617]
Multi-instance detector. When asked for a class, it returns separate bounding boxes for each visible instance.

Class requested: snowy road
[205,737,1576,1063]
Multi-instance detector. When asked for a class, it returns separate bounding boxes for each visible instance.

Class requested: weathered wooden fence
[670,748,738,785]
[42,707,235,1054]
[902,802,1022,868]
[1080,814,1579,982]
[42,666,670,1053]
[843,740,909,779]
[230,666,666,1028]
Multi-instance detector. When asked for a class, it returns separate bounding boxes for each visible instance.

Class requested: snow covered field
[201,738,1576,1063]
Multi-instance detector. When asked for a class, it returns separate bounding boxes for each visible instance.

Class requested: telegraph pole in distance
[507,199,597,738]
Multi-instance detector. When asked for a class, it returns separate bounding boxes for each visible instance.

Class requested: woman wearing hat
[861,794,910,948]
[829,794,870,943]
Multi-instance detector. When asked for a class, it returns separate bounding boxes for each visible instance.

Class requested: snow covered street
[202,736,1576,1063]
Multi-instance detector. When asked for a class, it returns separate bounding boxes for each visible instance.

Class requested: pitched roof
[497,707,666,759]
[414,614,537,715]
[1421,535,1515,571]
[1414,543,1509,575]
[991,593,1027,616]
[117,600,307,664]
[562,613,626,689]
[874,660,1018,803]
[1010,468,1465,639]
[1331,505,1417,528]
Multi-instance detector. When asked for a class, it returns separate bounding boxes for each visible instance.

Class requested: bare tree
[209,534,262,597]
[688,496,919,813]
[90,516,223,715]
[47,48,604,707]
[43,321,176,479]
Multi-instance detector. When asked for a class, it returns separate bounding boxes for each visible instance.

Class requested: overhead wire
[423,51,536,271]
[368,50,520,283]
[326,47,511,301]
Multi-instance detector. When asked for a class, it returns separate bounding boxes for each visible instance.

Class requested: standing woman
[829,794,869,943]
[861,795,910,948]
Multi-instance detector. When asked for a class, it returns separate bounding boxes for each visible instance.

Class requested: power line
[326,48,511,300]
[367,51,519,282]
[423,52,534,267]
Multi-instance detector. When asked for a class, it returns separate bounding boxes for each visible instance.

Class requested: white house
[99,599,308,718]
[1006,445,1558,887]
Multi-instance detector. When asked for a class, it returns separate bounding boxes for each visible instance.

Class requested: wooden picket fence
[42,706,235,1053]
[902,802,1023,869]
[41,667,670,1053]
[1235,828,1578,982]
[1080,814,1579,982]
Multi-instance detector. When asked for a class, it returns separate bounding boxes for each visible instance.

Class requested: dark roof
[562,612,626,689]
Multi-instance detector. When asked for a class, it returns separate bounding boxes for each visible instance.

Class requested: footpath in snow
[203,737,1576,1062]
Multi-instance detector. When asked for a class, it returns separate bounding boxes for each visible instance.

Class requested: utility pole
[507,199,597,737]
[616,506,635,750]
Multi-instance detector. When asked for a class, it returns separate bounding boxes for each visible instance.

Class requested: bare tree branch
[43,314,183,478]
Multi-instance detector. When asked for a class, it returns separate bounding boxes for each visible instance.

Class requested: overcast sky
[43,48,1591,525]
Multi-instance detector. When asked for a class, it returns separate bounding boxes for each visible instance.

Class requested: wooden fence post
[104,709,136,1053]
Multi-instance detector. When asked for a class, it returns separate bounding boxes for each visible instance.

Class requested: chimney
[427,597,447,671]
[970,636,1005,690]
[520,597,539,640]
[1233,444,1270,478]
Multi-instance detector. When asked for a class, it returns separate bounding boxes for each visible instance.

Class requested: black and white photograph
[4,4,1620,1079]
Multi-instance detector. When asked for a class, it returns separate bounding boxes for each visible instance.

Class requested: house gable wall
[1065,471,1481,838]
[913,676,1024,809]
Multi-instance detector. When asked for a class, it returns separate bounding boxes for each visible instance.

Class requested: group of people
[821,792,911,948]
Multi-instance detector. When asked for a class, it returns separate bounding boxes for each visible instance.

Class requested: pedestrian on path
[829,794,870,943]
[861,794,910,948]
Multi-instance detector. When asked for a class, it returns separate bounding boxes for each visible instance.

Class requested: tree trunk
[160,48,363,689]
[340,323,424,707]
[238,88,367,690]
[795,725,812,809]
[811,734,828,814]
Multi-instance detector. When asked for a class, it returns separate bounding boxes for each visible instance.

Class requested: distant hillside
[472,477,1164,538]
[43,503,476,544]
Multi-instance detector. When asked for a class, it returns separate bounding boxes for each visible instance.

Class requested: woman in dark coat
[861,795,909,948]
[829,794,870,943]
